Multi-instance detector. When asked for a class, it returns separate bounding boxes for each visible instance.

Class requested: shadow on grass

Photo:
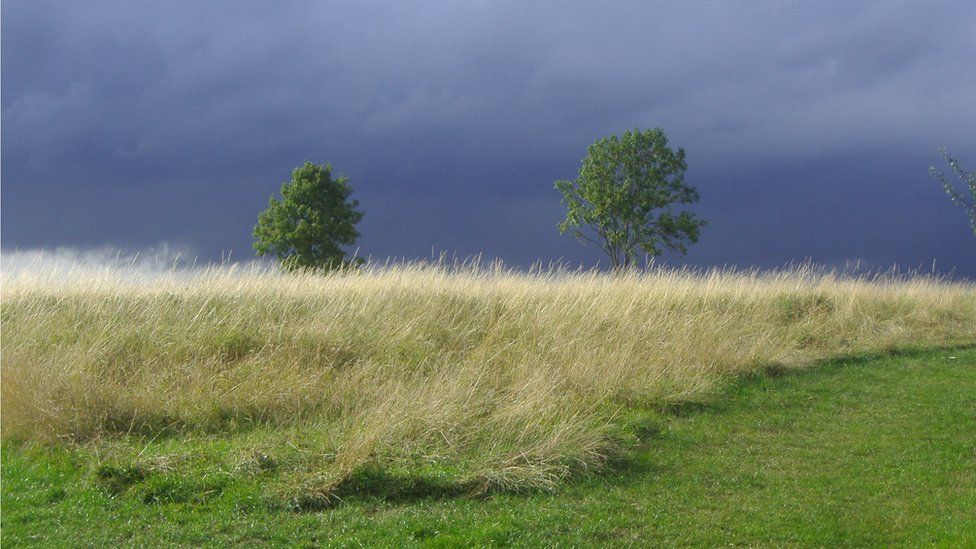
[282,467,484,512]
[280,342,976,510]
[94,462,229,505]
[738,342,976,386]
[96,404,323,443]
[590,342,976,490]
[84,343,976,511]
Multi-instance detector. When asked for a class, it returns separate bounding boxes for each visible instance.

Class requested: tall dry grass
[2,261,974,494]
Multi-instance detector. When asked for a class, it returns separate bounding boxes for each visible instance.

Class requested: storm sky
[3,1,975,274]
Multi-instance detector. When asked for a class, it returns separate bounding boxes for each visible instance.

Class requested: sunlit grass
[2,260,974,501]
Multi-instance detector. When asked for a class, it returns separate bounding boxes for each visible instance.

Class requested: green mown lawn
[3,347,974,547]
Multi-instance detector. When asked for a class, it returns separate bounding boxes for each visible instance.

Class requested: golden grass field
[2,261,974,499]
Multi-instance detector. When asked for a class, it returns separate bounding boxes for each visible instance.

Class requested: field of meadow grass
[2,260,974,512]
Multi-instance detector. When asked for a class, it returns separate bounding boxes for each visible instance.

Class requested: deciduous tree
[253,161,364,270]
[930,148,976,236]
[555,128,705,269]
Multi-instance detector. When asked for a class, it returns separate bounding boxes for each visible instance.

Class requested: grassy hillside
[2,263,974,506]
[3,347,974,545]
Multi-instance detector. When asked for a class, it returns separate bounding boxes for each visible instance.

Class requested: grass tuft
[2,261,974,499]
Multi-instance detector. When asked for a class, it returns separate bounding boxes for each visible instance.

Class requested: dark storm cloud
[3,1,975,273]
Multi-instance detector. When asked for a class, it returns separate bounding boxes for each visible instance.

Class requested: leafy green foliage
[253,161,364,270]
[555,128,706,269]
[930,148,976,236]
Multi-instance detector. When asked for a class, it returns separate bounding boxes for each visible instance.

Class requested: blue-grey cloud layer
[3,1,975,273]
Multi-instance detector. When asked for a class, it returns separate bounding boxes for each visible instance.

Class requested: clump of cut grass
[2,260,974,500]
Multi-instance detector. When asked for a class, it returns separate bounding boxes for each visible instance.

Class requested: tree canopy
[555,128,705,269]
[253,161,364,270]
[930,148,976,237]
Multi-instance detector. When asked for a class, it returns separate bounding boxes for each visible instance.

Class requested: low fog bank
[0,244,278,285]
[1,244,969,287]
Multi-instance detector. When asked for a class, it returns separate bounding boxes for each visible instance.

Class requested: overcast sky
[3,1,975,274]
